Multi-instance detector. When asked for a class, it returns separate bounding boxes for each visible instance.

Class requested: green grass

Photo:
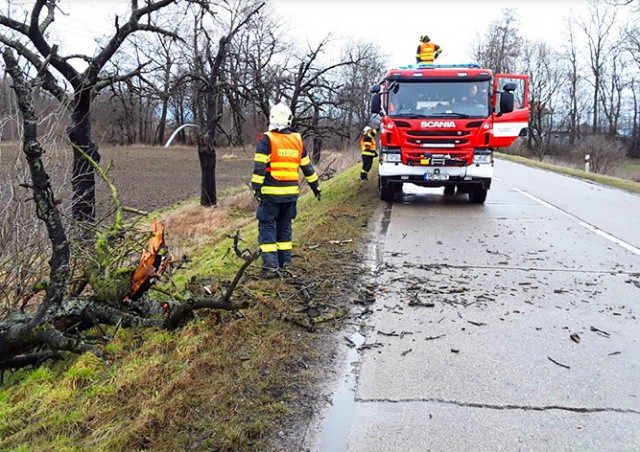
[0,164,381,451]
[496,152,640,194]
[621,162,640,172]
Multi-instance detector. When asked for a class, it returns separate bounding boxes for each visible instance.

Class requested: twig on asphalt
[377,330,399,337]
[547,356,571,369]
[359,342,383,351]
[590,326,610,338]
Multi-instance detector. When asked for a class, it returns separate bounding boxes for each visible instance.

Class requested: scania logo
[421,121,456,128]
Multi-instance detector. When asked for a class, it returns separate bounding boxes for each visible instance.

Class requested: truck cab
[371,64,529,203]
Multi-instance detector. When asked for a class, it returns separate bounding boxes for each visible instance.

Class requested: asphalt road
[327,159,640,451]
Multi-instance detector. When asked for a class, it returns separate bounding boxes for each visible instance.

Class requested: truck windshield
[387,81,490,118]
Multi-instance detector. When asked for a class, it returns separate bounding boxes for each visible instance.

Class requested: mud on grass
[0,164,380,451]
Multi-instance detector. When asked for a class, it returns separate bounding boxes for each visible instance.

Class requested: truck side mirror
[503,82,517,92]
[371,93,381,114]
[499,91,514,114]
[370,84,381,94]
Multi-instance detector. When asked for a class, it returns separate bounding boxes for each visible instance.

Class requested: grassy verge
[496,152,640,195]
[0,164,380,452]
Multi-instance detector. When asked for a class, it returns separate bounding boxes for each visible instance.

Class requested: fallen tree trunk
[0,294,251,368]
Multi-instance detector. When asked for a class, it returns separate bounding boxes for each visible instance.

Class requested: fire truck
[370,63,529,203]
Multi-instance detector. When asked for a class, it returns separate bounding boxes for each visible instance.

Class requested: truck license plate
[424,173,449,181]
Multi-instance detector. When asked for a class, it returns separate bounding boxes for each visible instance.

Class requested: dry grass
[160,204,235,243]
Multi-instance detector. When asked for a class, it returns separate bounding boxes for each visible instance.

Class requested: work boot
[261,267,281,279]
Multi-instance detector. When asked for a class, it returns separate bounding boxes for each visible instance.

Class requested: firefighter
[251,103,321,275]
[457,84,481,104]
[416,35,442,64]
[360,126,378,180]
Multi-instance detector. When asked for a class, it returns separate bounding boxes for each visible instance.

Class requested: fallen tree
[0,48,259,373]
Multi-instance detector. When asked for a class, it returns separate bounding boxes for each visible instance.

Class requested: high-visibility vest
[419,42,437,63]
[361,135,377,156]
[265,131,303,181]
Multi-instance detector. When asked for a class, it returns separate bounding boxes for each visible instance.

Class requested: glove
[253,189,262,203]
[311,186,321,201]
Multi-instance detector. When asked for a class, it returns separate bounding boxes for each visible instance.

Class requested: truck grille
[406,130,470,137]
[407,138,469,146]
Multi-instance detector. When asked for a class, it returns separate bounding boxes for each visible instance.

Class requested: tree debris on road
[547,356,571,369]
[590,326,611,337]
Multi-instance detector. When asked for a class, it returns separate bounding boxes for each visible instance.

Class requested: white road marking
[579,222,640,256]
[512,186,640,257]
[513,188,558,210]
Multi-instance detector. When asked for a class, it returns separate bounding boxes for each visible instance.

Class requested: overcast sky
[48,0,593,67]
[270,0,591,66]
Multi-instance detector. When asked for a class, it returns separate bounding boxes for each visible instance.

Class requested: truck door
[489,74,529,148]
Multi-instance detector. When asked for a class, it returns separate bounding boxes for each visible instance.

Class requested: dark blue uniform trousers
[257,201,297,269]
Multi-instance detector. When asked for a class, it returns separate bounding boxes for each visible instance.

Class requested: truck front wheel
[379,176,397,202]
[469,185,488,204]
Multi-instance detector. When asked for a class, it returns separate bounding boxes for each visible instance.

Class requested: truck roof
[386,63,494,80]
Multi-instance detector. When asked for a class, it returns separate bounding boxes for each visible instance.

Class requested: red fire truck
[370,63,529,203]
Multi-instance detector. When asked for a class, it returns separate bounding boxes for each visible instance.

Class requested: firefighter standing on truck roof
[416,35,442,64]
[360,126,378,181]
[251,103,321,276]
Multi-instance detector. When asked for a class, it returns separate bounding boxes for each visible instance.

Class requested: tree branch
[90,0,177,81]
[0,33,71,105]
[2,47,70,328]
[27,0,80,86]
[94,61,152,93]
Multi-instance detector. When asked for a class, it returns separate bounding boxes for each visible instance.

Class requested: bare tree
[334,40,387,148]
[0,0,178,221]
[472,8,523,74]
[190,0,265,206]
[520,39,565,158]
[622,11,640,156]
[629,80,640,157]
[564,18,583,147]
[577,0,618,133]
[599,43,627,137]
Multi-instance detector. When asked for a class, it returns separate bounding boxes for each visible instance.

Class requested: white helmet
[269,103,293,130]
[363,126,372,134]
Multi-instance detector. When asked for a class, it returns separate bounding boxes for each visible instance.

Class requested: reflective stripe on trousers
[257,201,297,269]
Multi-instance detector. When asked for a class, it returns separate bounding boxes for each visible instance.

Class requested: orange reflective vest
[361,135,377,156]
[265,131,303,181]
[418,42,437,63]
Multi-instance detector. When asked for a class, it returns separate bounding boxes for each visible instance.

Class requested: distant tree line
[472,0,640,161]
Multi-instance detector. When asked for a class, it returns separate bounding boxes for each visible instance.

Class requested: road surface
[312,159,640,451]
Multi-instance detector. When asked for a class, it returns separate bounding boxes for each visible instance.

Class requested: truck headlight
[382,153,401,163]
